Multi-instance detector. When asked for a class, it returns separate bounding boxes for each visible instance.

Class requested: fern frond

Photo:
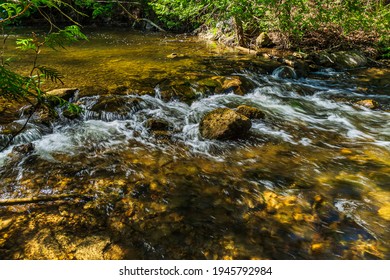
[45,25,87,50]
[36,66,64,84]
[0,65,30,100]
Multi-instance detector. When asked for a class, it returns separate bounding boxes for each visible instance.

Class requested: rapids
[0,29,389,259]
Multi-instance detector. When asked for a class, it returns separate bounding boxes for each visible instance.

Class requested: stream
[0,29,389,259]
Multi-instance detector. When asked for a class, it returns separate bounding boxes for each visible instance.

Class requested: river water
[0,29,389,259]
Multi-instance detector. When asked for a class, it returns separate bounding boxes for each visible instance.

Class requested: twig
[0,194,90,206]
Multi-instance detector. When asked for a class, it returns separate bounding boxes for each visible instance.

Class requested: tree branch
[0,3,32,24]
[116,0,166,32]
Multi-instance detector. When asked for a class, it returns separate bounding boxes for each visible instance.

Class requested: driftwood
[0,194,89,206]
[235,46,257,55]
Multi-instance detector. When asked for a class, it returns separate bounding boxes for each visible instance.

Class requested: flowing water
[0,29,389,259]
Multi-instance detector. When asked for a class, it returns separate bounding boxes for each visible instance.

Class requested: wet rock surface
[199,108,252,140]
[236,105,265,120]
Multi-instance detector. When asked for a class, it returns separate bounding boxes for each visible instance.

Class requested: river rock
[12,143,35,154]
[236,105,265,119]
[146,118,171,131]
[355,99,379,109]
[46,88,79,102]
[309,51,368,70]
[221,76,244,95]
[0,122,24,135]
[255,32,274,48]
[0,98,21,125]
[35,108,59,126]
[272,66,297,79]
[91,96,142,115]
[198,76,254,96]
[199,108,252,140]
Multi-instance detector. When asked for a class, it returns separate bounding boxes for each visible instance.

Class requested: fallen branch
[116,0,166,32]
[235,46,257,55]
[0,194,90,206]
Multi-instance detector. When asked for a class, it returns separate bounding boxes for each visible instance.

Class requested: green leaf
[16,38,37,51]
[36,66,64,84]
[45,25,87,50]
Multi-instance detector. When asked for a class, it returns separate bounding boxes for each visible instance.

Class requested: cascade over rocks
[199,108,252,140]
[308,51,368,70]
[91,95,143,115]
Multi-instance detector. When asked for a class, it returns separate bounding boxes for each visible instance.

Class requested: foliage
[0,0,86,150]
[149,0,390,48]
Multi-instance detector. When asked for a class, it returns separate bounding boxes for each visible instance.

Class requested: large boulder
[199,108,252,140]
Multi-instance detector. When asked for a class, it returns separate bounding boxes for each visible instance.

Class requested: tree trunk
[233,16,245,46]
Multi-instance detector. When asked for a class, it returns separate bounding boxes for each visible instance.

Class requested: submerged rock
[236,105,265,119]
[199,108,252,140]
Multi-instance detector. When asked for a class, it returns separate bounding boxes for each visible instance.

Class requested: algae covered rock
[199,108,252,140]
[236,105,265,120]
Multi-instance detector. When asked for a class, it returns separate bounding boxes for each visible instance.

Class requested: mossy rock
[145,118,171,132]
[199,108,252,140]
[0,122,24,135]
[91,95,143,114]
[0,98,22,125]
[355,99,379,110]
[236,105,265,119]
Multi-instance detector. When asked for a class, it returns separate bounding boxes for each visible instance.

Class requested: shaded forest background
[3,0,390,55]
